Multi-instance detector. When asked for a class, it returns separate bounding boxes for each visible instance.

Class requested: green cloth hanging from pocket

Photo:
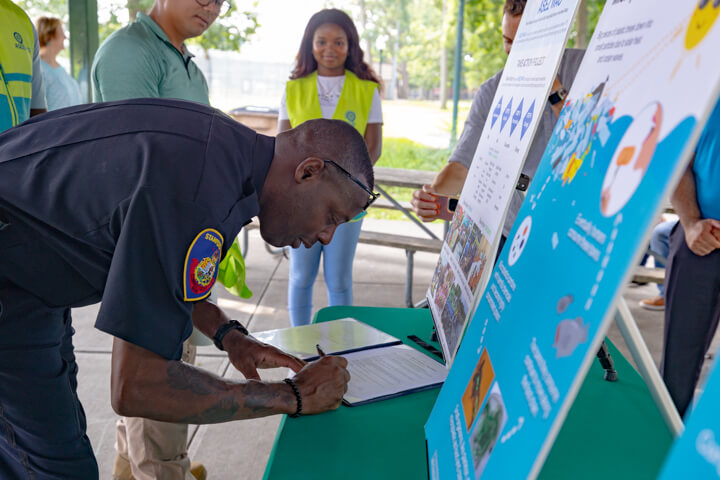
[217,238,253,299]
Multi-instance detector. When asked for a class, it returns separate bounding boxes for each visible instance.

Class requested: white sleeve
[278,89,289,121]
[366,87,383,124]
[31,26,47,110]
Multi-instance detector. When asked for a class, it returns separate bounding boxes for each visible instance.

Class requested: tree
[17,0,258,55]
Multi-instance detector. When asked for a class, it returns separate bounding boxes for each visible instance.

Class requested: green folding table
[264,306,673,479]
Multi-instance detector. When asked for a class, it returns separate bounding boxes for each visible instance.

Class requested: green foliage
[17,0,258,54]
[15,0,68,20]
[460,0,505,90]
[368,137,449,220]
[187,7,259,54]
[376,137,450,171]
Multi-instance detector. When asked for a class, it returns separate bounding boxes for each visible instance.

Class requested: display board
[427,0,581,363]
[425,0,720,478]
[658,349,720,479]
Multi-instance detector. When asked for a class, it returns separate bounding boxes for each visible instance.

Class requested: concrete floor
[69,219,718,479]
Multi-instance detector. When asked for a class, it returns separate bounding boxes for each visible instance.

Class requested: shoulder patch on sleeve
[184,228,224,301]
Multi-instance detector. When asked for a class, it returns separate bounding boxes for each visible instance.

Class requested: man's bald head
[281,118,374,190]
[258,119,375,248]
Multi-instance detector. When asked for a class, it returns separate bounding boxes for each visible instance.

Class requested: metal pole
[68,0,99,102]
[405,250,415,308]
[449,0,465,146]
[614,297,684,436]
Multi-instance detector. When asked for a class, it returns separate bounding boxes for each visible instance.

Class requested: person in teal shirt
[91,1,233,479]
[92,9,211,103]
[37,16,83,110]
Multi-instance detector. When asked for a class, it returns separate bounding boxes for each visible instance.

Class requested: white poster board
[427,0,581,363]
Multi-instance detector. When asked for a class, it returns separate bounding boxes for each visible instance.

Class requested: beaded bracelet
[283,378,302,417]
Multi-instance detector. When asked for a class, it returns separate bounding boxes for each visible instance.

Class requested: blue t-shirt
[693,99,720,220]
[40,60,84,111]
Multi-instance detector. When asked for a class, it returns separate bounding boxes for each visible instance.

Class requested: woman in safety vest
[278,8,383,326]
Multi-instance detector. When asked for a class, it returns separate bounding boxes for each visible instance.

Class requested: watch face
[549,88,568,106]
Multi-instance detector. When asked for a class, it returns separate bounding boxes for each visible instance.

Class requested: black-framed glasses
[323,159,380,215]
[195,0,232,16]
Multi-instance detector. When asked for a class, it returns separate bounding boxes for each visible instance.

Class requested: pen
[316,344,326,357]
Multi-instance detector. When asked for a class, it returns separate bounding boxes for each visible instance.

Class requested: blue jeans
[288,220,363,326]
[650,220,676,297]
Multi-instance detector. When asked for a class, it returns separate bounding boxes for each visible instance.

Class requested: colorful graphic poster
[659,353,720,479]
[427,0,581,364]
[425,0,720,478]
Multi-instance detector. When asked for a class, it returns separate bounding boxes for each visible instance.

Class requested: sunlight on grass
[369,138,450,221]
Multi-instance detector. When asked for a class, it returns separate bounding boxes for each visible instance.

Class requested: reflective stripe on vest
[0,0,35,132]
[285,70,377,135]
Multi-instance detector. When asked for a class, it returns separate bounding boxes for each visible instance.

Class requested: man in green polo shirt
[91,1,231,479]
[92,3,214,104]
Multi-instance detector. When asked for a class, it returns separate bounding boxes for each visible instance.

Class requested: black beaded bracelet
[283,378,302,418]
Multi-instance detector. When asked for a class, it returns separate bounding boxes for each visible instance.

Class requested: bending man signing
[0,98,374,479]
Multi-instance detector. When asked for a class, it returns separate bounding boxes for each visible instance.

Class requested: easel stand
[611,297,684,435]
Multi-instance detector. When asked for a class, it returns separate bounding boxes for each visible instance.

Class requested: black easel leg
[597,340,618,382]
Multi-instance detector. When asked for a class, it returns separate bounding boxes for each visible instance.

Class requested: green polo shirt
[91,12,209,105]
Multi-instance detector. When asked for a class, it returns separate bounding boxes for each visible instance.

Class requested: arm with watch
[412,76,564,221]
[110,299,350,423]
[548,75,568,118]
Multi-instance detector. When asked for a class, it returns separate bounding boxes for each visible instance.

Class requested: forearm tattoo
[165,362,283,423]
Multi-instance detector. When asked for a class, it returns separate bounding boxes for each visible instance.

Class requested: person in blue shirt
[36,16,83,110]
[662,99,720,418]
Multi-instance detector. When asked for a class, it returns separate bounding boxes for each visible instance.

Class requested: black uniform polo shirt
[0,98,274,360]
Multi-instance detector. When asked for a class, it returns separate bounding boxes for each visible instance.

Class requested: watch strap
[548,87,568,106]
[212,320,249,351]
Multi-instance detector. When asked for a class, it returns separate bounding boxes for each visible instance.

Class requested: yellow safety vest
[286,70,377,135]
[0,0,35,132]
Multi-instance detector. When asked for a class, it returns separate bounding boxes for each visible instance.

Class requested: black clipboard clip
[408,335,445,363]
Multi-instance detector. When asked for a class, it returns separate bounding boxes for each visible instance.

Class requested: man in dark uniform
[0,98,371,478]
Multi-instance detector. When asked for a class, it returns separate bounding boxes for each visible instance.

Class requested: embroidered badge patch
[184,229,223,301]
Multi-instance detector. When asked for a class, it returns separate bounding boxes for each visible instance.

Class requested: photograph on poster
[461,348,496,430]
[447,205,493,291]
[469,383,507,479]
[429,254,470,355]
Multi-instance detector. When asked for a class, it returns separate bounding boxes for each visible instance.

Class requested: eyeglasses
[323,159,380,220]
[195,0,232,16]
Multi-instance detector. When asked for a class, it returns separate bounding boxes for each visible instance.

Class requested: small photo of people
[446,205,491,293]
[430,255,470,355]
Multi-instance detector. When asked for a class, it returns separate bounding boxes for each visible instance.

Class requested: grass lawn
[369,137,450,221]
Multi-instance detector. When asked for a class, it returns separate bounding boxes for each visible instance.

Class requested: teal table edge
[264,306,674,480]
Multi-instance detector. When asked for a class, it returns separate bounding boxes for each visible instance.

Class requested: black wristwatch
[548,87,568,106]
[213,320,249,351]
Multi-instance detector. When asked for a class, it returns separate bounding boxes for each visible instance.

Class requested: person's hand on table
[292,355,350,414]
[224,332,306,380]
[411,184,440,222]
[684,218,720,256]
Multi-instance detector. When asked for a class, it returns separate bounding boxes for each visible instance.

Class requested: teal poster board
[425,0,720,478]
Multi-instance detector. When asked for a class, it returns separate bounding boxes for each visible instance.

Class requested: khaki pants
[115,341,196,480]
